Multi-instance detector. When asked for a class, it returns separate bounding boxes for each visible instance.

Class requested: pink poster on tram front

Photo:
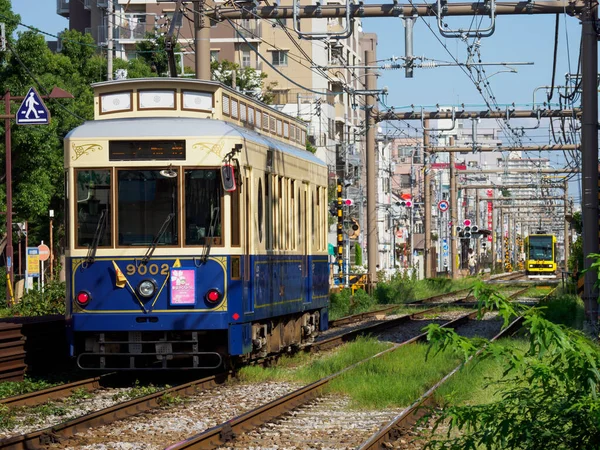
[170,269,196,305]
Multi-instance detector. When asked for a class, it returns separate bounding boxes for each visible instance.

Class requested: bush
[540,293,584,329]
[329,288,376,319]
[374,271,416,304]
[423,281,600,450]
[10,280,66,316]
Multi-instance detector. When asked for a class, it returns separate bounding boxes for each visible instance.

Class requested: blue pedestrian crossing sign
[16,88,50,125]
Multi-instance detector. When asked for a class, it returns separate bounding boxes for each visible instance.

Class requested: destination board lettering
[109,140,186,161]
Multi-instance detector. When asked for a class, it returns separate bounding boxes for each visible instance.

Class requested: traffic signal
[329,201,337,216]
[471,225,479,233]
[342,199,353,206]
[348,218,360,239]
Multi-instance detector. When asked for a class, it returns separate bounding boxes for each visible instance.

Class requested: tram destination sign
[109,140,186,161]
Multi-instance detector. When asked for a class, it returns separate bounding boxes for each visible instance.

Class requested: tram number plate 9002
[126,263,170,276]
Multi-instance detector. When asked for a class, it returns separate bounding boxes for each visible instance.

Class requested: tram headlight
[137,279,157,299]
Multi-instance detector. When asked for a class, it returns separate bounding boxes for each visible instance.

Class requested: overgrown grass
[413,278,477,300]
[327,343,461,409]
[522,285,555,298]
[0,377,59,399]
[329,277,479,320]
[238,337,391,384]
[434,338,529,406]
[539,293,585,329]
[239,338,462,410]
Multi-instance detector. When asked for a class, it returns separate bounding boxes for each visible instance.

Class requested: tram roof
[66,117,326,166]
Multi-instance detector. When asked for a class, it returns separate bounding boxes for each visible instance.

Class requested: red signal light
[76,291,91,306]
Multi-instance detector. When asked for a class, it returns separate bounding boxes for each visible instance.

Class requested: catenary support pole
[366,48,378,288]
[107,0,113,80]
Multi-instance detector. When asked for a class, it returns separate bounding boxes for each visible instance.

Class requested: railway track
[0,305,490,449]
[165,311,509,449]
[0,278,536,449]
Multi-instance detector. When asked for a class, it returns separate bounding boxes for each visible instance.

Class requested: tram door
[243,173,253,313]
[303,184,311,304]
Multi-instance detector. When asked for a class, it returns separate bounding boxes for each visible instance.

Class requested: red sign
[487,201,493,242]
[38,244,50,262]
[431,163,467,170]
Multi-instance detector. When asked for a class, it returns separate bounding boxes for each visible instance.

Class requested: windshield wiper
[85,209,108,265]
[142,213,175,265]
[201,206,220,264]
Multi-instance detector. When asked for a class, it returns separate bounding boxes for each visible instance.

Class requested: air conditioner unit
[399,157,407,163]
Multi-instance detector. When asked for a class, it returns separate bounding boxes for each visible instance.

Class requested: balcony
[237,20,261,40]
[117,14,149,41]
[56,0,69,17]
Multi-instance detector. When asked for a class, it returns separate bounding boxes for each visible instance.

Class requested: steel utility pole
[449,137,458,279]
[564,180,570,273]
[581,0,598,331]
[366,47,378,288]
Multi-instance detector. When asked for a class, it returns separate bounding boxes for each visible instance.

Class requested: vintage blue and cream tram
[65,78,329,369]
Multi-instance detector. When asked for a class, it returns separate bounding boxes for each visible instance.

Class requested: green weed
[0,377,58,399]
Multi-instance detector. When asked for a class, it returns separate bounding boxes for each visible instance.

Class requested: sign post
[3,86,72,305]
[38,242,50,292]
[25,247,40,292]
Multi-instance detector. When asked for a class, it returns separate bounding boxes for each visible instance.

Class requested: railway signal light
[342,199,353,206]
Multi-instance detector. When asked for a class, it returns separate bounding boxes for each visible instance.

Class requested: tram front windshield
[529,236,553,260]
[118,169,179,246]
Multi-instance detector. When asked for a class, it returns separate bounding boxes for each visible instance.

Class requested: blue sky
[12,1,584,199]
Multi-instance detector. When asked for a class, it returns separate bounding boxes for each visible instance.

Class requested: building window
[210,50,219,62]
[397,146,414,159]
[241,50,251,68]
[272,50,288,66]
[273,90,289,105]
[400,174,411,188]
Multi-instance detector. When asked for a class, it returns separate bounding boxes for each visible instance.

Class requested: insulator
[420,61,437,69]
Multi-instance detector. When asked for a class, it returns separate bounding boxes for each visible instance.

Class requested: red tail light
[76,291,91,307]
[205,289,221,303]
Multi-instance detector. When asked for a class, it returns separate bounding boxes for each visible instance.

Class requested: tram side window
[118,169,179,246]
[76,169,112,248]
[185,169,223,245]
